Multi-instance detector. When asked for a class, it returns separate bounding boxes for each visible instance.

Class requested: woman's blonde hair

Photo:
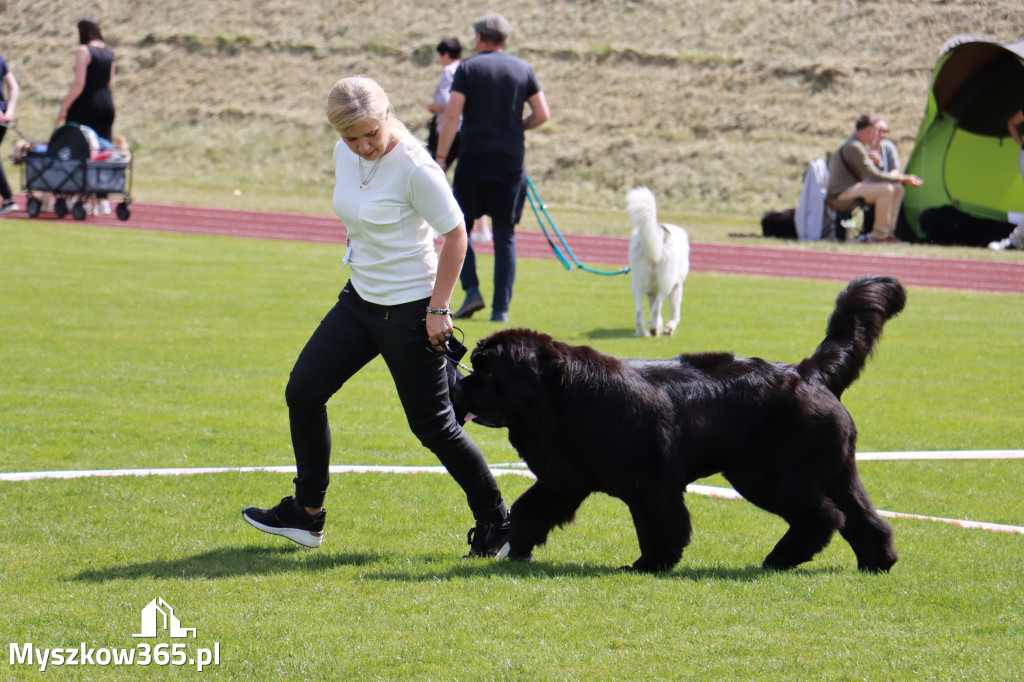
[327,76,391,134]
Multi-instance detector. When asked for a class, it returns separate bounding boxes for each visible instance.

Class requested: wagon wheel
[72,200,88,221]
[54,197,68,219]
[116,201,131,221]
[26,196,42,218]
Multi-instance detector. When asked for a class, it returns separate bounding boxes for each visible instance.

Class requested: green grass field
[2,219,1022,680]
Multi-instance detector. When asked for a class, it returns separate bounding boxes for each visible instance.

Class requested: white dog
[627,187,690,337]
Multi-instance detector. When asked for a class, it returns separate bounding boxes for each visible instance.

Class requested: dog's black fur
[918,205,1015,247]
[760,207,797,239]
[453,276,905,573]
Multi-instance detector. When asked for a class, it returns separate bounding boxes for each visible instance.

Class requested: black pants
[285,282,505,521]
[426,115,460,169]
[0,125,11,201]
[451,155,527,314]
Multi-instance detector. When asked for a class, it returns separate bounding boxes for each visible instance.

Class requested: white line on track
[2,455,1022,536]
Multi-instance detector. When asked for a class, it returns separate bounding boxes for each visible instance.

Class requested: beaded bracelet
[425,306,451,315]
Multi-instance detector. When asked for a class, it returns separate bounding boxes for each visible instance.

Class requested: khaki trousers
[836,181,904,240]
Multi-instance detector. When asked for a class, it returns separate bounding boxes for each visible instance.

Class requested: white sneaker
[471,223,492,244]
[987,238,1015,251]
[0,200,19,215]
[96,199,112,216]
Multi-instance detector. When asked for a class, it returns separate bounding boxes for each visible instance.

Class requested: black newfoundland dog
[452,275,905,573]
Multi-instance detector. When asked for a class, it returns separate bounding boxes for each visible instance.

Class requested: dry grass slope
[4,0,1024,218]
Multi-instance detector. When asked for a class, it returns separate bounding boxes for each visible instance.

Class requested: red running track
[5,200,1022,294]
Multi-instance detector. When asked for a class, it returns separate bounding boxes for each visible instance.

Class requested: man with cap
[435,12,550,322]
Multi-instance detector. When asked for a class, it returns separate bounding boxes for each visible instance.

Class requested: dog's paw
[625,557,677,574]
[506,540,534,563]
[761,555,797,572]
[857,554,897,573]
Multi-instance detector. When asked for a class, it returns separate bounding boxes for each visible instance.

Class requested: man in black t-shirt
[435,13,550,322]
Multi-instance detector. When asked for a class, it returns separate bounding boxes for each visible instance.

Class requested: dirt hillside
[4,0,1023,216]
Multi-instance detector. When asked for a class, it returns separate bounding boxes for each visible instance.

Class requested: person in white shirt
[989,109,1024,251]
[861,118,902,237]
[426,37,462,168]
[243,76,510,558]
[869,120,900,173]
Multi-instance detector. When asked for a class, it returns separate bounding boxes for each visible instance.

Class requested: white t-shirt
[431,60,461,133]
[332,129,464,305]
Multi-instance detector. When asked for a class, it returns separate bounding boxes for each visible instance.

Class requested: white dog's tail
[627,186,663,263]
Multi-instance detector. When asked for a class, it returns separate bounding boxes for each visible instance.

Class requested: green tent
[903,35,1024,238]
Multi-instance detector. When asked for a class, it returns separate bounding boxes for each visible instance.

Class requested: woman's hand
[427,222,468,351]
[426,310,453,351]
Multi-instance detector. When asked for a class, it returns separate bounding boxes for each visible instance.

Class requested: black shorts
[452,154,527,226]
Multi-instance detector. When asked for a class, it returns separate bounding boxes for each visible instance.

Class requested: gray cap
[473,13,511,42]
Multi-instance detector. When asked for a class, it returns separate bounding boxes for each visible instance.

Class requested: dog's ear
[535,343,566,385]
[469,335,501,363]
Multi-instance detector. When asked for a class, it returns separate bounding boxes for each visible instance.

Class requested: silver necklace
[358,152,385,190]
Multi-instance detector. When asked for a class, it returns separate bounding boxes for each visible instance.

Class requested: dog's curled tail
[627,186,663,263]
[798,275,906,398]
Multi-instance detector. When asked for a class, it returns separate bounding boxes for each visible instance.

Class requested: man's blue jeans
[452,155,528,315]
[460,220,516,314]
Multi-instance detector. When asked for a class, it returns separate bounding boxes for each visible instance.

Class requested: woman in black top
[57,19,116,214]
[58,19,115,139]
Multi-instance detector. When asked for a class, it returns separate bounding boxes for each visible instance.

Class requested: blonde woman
[243,76,510,557]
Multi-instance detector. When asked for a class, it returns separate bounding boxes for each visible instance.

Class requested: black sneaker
[242,496,325,548]
[452,291,485,319]
[464,517,511,558]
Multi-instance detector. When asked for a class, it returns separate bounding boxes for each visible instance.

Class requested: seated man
[869,119,900,173]
[827,114,922,243]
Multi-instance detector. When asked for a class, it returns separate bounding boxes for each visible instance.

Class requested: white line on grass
[2,456,1022,536]
[856,450,1024,460]
[0,464,539,482]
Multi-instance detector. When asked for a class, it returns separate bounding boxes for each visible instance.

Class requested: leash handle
[526,175,630,276]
